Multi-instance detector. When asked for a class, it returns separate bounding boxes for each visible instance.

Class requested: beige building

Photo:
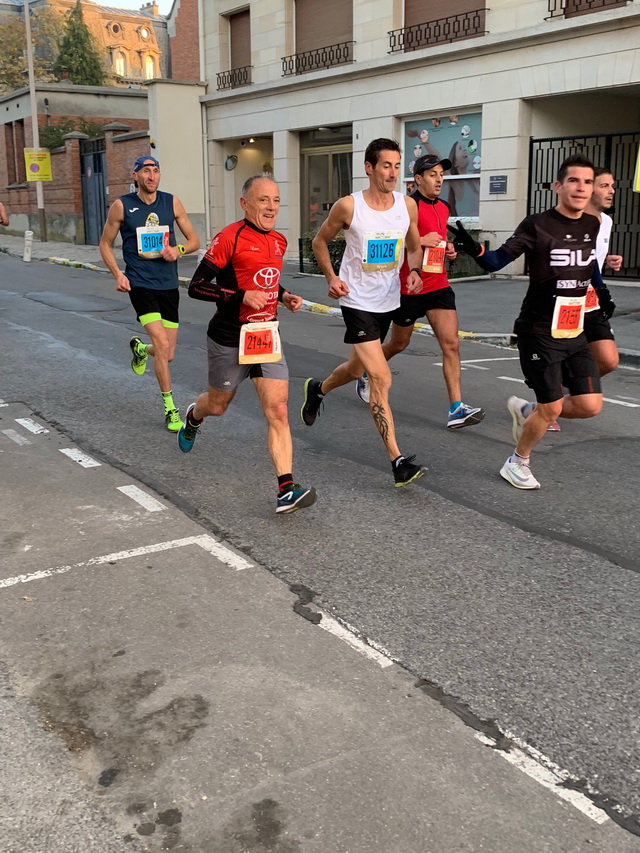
[198,0,640,276]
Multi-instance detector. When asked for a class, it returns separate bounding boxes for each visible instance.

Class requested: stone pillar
[272,130,300,257]
[479,99,532,273]
[61,131,89,217]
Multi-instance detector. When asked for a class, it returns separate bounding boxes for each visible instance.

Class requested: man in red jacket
[356,154,484,430]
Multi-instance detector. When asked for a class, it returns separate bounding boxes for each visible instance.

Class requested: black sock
[188,409,203,426]
[278,474,294,494]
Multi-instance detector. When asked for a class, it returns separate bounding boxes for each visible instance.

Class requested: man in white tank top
[301,138,427,488]
[583,168,623,377]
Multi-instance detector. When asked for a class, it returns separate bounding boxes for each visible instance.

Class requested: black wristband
[410,267,422,274]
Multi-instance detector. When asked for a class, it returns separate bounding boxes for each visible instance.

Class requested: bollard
[23,230,33,263]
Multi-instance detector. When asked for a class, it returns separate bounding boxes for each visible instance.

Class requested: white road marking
[15,418,49,435]
[0,534,253,590]
[2,429,31,446]
[59,448,101,468]
[475,732,608,824]
[319,613,394,668]
[497,376,526,384]
[194,535,252,571]
[602,397,639,408]
[117,485,166,512]
[461,357,520,363]
[496,379,637,408]
[0,399,8,407]
[435,362,489,369]
[616,395,640,402]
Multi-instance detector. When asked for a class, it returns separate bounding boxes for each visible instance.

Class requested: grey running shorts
[207,336,289,390]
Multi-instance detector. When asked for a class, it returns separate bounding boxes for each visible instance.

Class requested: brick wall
[104,129,151,203]
[168,0,201,81]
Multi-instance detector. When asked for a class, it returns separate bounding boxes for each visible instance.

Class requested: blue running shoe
[177,403,201,452]
[355,374,370,403]
[447,402,485,429]
[276,485,317,514]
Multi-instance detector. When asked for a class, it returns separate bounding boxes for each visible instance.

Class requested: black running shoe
[300,378,324,427]
[393,455,427,488]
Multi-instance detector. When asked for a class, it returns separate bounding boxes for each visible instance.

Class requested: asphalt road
[2,253,640,841]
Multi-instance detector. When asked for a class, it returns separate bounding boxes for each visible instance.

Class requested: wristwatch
[410,267,422,274]
[177,244,186,255]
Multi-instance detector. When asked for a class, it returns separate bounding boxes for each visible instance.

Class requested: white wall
[147,81,207,242]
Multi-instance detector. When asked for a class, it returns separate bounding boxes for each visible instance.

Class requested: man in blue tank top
[100,155,200,431]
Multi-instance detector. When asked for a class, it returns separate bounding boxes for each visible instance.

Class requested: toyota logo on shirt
[254,267,280,290]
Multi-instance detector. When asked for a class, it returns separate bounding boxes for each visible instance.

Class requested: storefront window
[404,112,482,218]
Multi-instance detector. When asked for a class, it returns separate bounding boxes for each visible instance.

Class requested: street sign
[489,175,508,194]
[24,148,53,182]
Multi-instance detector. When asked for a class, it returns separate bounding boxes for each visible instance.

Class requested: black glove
[597,286,615,320]
[447,220,483,258]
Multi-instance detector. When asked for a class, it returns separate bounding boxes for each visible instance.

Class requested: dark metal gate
[528,132,640,279]
[80,138,107,245]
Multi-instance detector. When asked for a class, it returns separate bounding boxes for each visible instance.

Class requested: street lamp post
[23,0,47,242]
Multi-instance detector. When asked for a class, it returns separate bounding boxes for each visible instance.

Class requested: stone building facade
[199,0,640,274]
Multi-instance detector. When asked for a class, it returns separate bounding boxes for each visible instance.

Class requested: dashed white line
[0,534,253,589]
[602,396,639,408]
[59,448,101,467]
[461,357,520,363]
[2,429,31,446]
[497,376,526,384]
[117,485,166,512]
[15,418,49,435]
[0,399,8,407]
[496,378,639,408]
[475,733,608,824]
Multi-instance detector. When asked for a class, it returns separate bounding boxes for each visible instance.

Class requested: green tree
[0,9,63,94]
[54,0,105,86]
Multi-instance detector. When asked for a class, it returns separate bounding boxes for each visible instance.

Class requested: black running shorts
[391,287,457,327]
[129,286,180,328]
[583,311,615,343]
[517,332,601,404]
[341,306,395,344]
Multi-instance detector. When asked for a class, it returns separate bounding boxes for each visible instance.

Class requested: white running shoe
[355,374,370,404]
[500,455,541,490]
[506,395,531,444]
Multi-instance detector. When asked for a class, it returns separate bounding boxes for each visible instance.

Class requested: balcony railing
[547,0,629,17]
[216,65,253,91]
[282,41,355,77]
[389,10,486,53]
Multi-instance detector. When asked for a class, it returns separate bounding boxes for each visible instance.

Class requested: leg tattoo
[371,401,391,447]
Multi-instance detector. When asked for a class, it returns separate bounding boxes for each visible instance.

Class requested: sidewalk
[1,400,639,852]
[2,232,638,366]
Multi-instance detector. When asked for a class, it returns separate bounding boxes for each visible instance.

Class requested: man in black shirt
[450,154,606,490]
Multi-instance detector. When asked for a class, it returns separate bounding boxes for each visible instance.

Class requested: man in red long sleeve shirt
[177,174,316,515]
[355,155,484,430]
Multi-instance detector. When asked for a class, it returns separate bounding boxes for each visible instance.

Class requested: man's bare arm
[161,196,200,262]
[99,200,130,291]
[311,197,353,297]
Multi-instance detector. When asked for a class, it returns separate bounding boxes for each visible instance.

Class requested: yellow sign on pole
[24,148,53,182]
[634,145,640,193]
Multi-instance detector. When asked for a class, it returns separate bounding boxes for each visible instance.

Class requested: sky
[107,0,172,16]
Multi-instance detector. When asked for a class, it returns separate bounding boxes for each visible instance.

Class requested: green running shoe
[129,336,148,376]
[165,409,183,432]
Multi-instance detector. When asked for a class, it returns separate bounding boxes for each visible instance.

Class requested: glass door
[302,146,353,234]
